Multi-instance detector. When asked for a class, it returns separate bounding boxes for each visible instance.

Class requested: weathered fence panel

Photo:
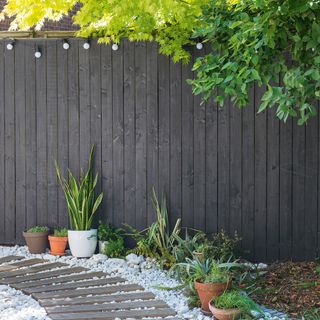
[0,39,319,261]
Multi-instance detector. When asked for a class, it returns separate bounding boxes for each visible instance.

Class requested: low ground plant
[53,227,68,237]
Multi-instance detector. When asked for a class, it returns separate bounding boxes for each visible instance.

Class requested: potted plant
[193,243,206,261]
[209,290,260,320]
[23,226,50,254]
[55,145,103,258]
[48,227,68,256]
[98,221,126,257]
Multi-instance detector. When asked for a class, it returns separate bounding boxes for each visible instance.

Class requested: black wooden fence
[0,39,319,261]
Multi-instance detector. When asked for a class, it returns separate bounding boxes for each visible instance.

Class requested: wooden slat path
[14,271,105,289]
[0,255,177,320]
[0,255,24,264]
[24,277,125,294]
[0,266,87,284]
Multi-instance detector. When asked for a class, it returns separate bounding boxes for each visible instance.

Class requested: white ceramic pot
[68,229,97,258]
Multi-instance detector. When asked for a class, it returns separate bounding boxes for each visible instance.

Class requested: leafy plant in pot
[98,221,126,257]
[209,290,260,320]
[55,145,103,258]
[23,226,49,254]
[172,258,239,313]
[48,227,68,256]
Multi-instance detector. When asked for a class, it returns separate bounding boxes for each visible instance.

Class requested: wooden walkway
[0,255,178,320]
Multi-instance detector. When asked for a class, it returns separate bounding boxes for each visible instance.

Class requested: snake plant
[55,145,103,231]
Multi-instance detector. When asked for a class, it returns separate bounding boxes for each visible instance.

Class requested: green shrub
[213,290,260,314]
[53,227,68,237]
[27,226,49,233]
[103,238,125,258]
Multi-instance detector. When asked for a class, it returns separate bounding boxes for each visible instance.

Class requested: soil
[252,261,320,319]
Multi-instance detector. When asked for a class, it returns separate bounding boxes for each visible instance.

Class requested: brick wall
[0,0,80,31]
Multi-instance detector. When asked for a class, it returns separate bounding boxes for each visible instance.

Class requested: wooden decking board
[9,258,47,267]
[0,262,67,279]
[24,277,125,294]
[0,267,87,284]
[0,255,24,264]
[45,299,168,314]
[48,308,176,320]
[33,284,144,299]
[14,271,105,289]
[38,291,156,307]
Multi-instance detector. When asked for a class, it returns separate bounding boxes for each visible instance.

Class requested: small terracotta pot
[208,301,241,320]
[48,236,68,256]
[195,280,230,312]
[23,231,49,254]
[192,251,205,261]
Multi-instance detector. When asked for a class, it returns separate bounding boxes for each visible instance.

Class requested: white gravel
[0,245,287,320]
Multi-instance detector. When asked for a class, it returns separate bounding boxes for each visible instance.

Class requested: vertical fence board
[135,42,147,229]
[0,42,5,242]
[57,39,69,227]
[4,40,16,242]
[15,41,26,243]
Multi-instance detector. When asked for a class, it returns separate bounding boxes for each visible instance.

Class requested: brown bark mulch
[252,261,320,319]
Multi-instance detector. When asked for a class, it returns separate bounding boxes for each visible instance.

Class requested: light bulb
[112,43,119,51]
[63,41,70,50]
[35,51,41,59]
[83,42,90,50]
[6,42,14,50]
[196,42,203,50]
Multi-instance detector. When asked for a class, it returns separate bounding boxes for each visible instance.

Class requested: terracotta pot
[48,236,68,256]
[195,280,230,312]
[23,231,49,254]
[208,301,241,320]
[192,251,205,261]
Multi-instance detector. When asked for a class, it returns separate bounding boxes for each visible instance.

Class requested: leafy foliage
[213,290,260,314]
[27,226,49,233]
[0,0,207,63]
[53,227,68,237]
[190,0,320,124]
[55,145,103,231]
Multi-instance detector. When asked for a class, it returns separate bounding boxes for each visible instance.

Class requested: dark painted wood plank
[79,39,91,170]
[169,58,182,229]
[48,308,176,320]
[57,37,69,227]
[112,40,124,227]
[100,44,113,224]
[14,271,105,289]
[4,39,16,243]
[68,39,80,182]
[33,283,143,299]
[46,299,168,314]
[25,40,37,231]
[47,40,58,227]
[89,40,102,223]
[15,41,26,243]
[36,40,48,226]
[292,123,306,260]
[135,41,147,230]
[1,266,87,284]
[193,47,206,231]
[39,291,155,307]
[304,117,318,259]
[158,53,170,203]
[279,118,293,260]
[146,41,159,225]
[0,255,24,264]
[241,89,255,260]
[254,85,267,261]
[181,53,194,230]
[0,41,4,243]
[266,109,280,261]
[24,277,125,294]
[229,105,242,236]
[9,258,47,267]
[0,261,63,278]
[123,39,136,228]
